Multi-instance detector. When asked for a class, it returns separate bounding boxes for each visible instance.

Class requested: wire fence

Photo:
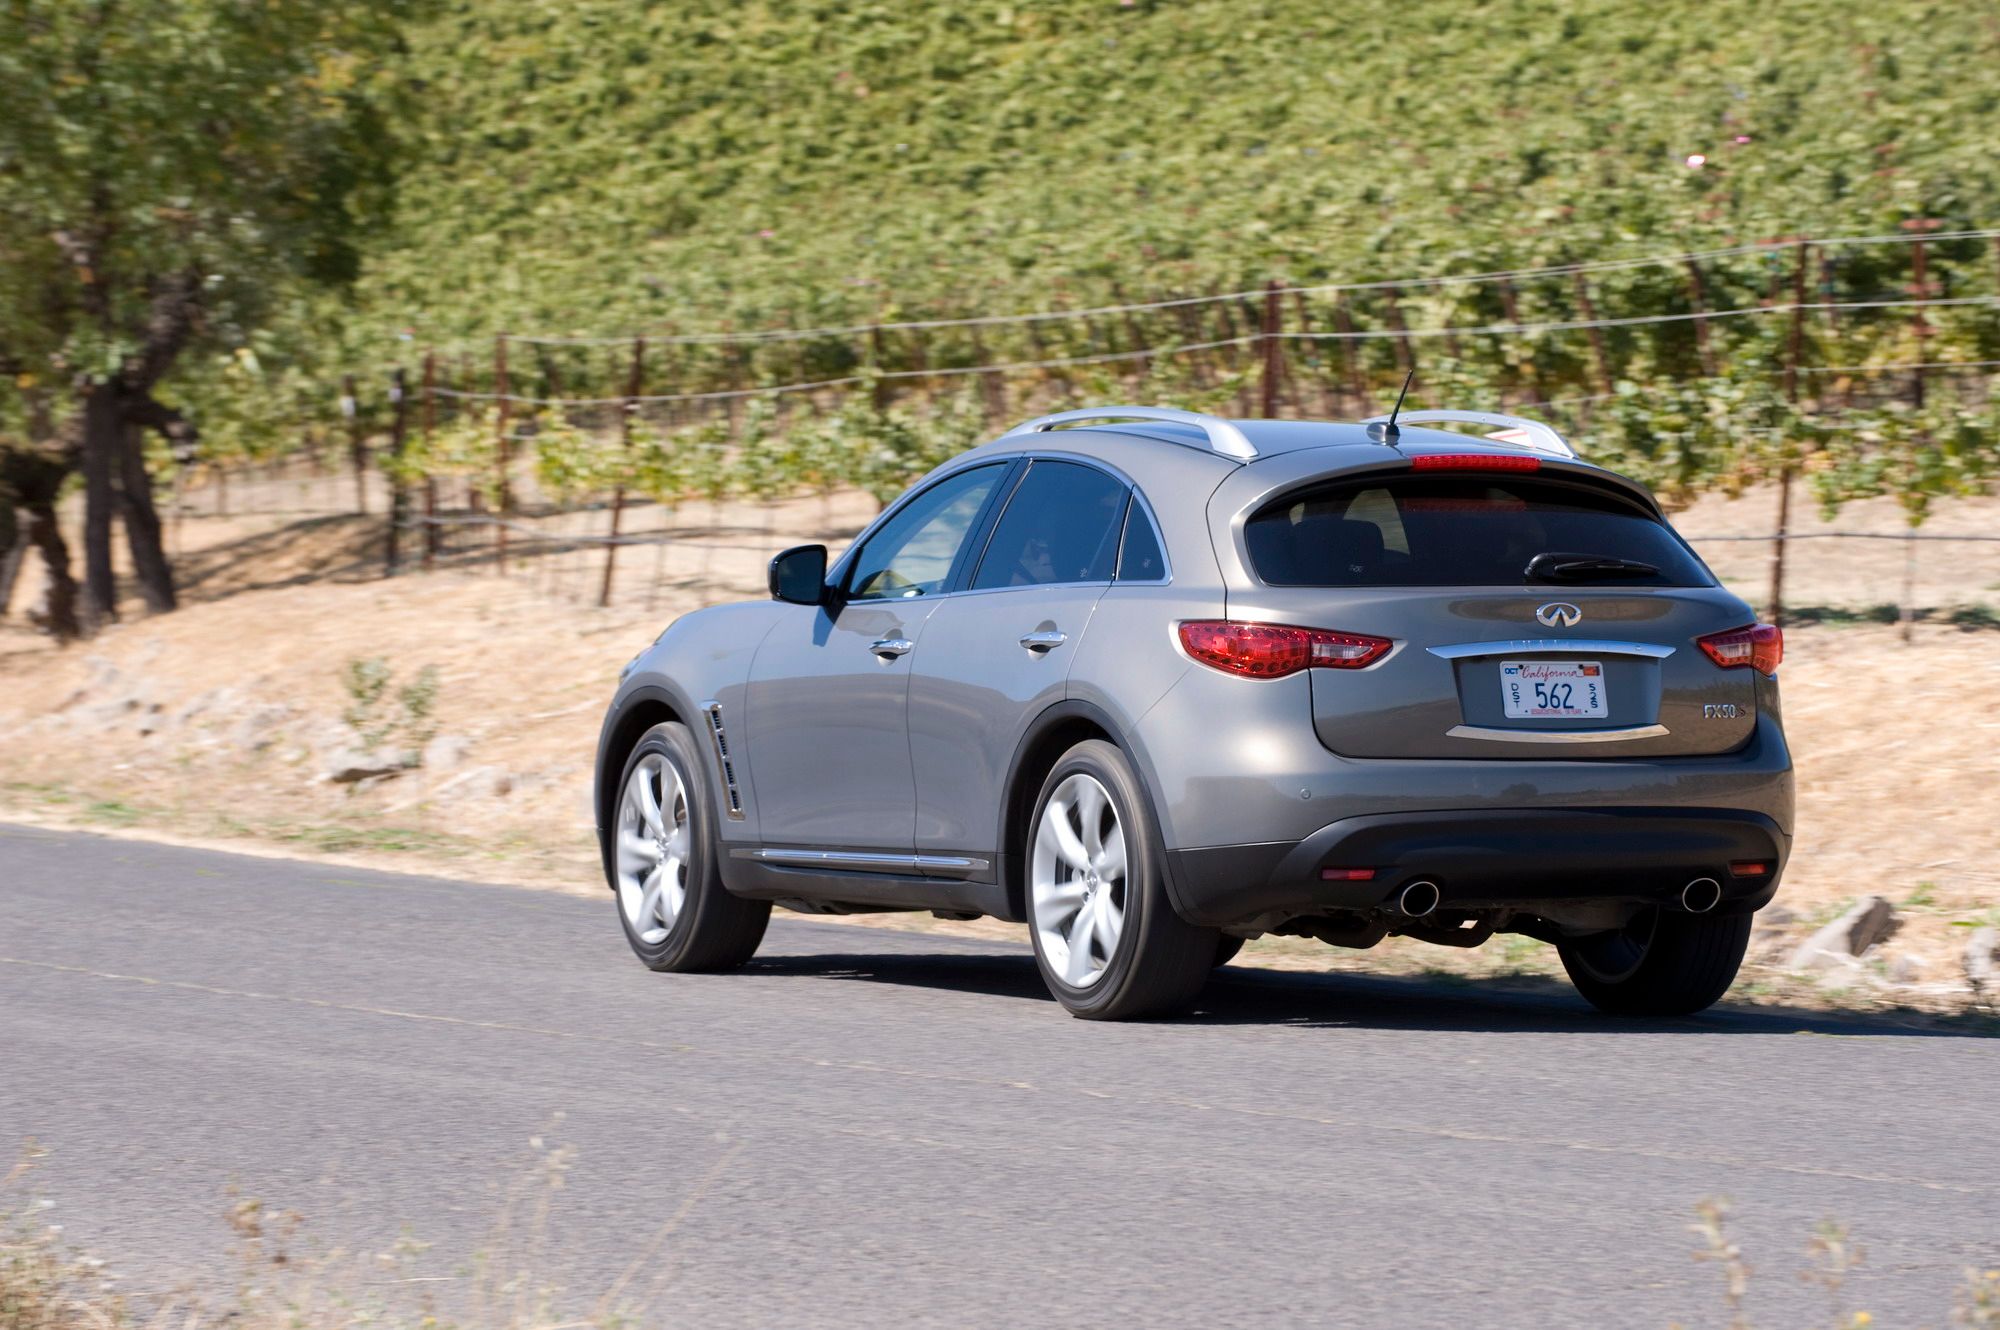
[149,223,2000,633]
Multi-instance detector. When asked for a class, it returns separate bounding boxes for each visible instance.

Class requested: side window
[846,464,1007,600]
[970,461,1128,591]
[1117,499,1168,582]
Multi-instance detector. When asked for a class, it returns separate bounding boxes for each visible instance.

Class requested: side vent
[700,700,746,820]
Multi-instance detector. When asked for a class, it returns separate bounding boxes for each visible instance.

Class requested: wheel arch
[996,699,1168,922]
[594,680,701,889]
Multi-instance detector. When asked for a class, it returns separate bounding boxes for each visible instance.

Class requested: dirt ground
[2,469,1996,1017]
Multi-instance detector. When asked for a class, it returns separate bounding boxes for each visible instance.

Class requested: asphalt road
[1,823,1995,1328]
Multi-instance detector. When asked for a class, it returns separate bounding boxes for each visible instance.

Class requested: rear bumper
[1165,806,1789,927]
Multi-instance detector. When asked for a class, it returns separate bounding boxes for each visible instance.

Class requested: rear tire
[1025,739,1218,1020]
[609,721,770,973]
[1557,908,1751,1016]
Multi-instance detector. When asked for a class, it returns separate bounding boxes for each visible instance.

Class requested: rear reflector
[1320,867,1377,882]
[1728,861,1772,878]
[1697,623,1784,674]
[1179,621,1393,678]
[1410,452,1542,473]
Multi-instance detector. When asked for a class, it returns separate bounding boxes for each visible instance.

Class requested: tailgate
[1303,588,1759,759]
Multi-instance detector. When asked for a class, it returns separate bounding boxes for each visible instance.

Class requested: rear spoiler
[1360,409,1577,460]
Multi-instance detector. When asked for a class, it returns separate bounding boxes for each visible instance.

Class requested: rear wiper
[1524,551,1660,582]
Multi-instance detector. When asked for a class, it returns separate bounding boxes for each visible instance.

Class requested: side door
[908,459,1133,862]
[743,461,1013,853]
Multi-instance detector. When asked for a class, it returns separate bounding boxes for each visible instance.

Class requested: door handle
[870,637,915,659]
[1018,630,1068,652]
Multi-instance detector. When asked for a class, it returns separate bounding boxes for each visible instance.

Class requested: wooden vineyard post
[1682,259,1719,378]
[1259,280,1285,418]
[1292,288,1338,417]
[1331,294,1365,412]
[341,374,368,515]
[970,327,1008,423]
[1768,241,1811,627]
[1380,285,1414,378]
[421,351,439,570]
[385,367,409,577]
[601,337,646,608]
[1900,218,1942,644]
[1570,272,1615,397]
[493,333,511,574]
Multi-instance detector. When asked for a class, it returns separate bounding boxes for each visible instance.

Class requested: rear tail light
[1178,621,1392,678]
[1410,452,1542,473]
[1696,623,1784,674]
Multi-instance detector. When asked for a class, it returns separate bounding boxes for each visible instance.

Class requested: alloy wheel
[1031,773,1128,988]
[616,753,691,944]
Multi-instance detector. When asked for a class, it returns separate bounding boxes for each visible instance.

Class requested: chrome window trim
[1445,723,1671,744]
[1426,639,1676,661]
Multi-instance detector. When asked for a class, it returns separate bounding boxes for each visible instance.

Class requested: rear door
[1226,468,1762,760]
[908,459,1130,860]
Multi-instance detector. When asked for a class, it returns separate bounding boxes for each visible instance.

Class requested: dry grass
[1,476,1997,1015]
[7,1137,1996,1330]
[0,1125,755,1330]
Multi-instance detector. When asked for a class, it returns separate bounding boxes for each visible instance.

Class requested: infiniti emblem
[1536,601,1583,628]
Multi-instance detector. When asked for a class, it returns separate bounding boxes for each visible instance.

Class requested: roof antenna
[1366,369,1415,444]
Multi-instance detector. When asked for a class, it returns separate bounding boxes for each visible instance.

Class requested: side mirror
[768,544,829,605]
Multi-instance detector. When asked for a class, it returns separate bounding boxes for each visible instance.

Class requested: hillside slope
[360,0,2000,342]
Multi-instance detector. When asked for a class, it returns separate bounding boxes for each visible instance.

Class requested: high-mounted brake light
[1178,621,1392,678]
[1697,623,1784,674]
[1409,452,1542,473]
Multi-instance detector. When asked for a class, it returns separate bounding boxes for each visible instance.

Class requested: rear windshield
[1245,476,1715,588]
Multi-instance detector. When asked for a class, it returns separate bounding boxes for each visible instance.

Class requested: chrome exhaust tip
[1680,877,1722,914]
[1393,880,1441,918]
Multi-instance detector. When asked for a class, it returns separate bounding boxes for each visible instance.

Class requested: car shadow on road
[743,948,1997,1038]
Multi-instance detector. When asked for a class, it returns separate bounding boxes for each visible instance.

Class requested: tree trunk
[81,382,122,624]
[0,502,24,619]
[115,422,177,611]
[24,500,81,642]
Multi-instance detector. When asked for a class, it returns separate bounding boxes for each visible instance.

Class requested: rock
[1965,926,1999,993]
[230,703,293,753]
[1788,896,1902,972]
[324,750,405,785]
[1883,953,1921,985]
[421,734,473,772]
[1759,905,1798,929]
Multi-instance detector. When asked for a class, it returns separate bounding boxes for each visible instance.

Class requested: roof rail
[1002,405,1258,461]
[1360,409,1577,460]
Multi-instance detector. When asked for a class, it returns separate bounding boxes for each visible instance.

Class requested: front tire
[1557,908,1751,1016]
[1025,740,1219,1020]
[610,721,770,972]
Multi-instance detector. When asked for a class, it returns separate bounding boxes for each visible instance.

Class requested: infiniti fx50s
[594,406,1793,1019]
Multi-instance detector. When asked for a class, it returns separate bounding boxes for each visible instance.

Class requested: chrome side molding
[1426,639,1676,660]
[734,848,992,878]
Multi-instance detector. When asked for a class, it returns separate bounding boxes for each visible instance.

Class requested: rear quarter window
[1245,476,1715,588]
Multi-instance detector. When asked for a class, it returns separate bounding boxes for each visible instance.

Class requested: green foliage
[0,0,421,449]
[339,657,441,762]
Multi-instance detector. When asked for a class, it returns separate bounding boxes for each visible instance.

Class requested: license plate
[1499,660,1608,719]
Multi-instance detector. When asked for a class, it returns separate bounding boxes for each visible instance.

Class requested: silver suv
[594,406,1793,1019]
